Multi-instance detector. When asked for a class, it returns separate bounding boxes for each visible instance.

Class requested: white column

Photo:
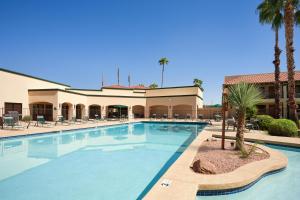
[102,106,107,119]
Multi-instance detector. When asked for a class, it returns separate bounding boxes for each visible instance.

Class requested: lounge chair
[35,115,53,127]
[186,114,192,120]
[162,114,168,120]
[198,114,204,120]
[70,117,82,124]
[174,114,179,120]
[151,114,157,120]
[3,116,24,129]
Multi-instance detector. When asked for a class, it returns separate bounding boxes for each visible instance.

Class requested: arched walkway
[149,105,168,118]
[173,104,193,119]
[89,105,101,119]
[107,105,128,119]
[132,105,145,118]
[30,102,53,121]
[76,104,85,119]
[61,102,72,120]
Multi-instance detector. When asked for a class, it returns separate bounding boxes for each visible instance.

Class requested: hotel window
[296,85,300,98]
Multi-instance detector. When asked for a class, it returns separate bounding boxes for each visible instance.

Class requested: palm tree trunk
[273,28,281,119]
[284,1,299,127]
[161,64,164,88]
[235,110,246,151]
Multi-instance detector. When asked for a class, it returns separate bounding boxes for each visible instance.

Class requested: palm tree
[257,0,284,119]
[283,0,300,126]
[158,57,169,88]
[193,78,203,88]
[149,83,158,89]
[228,83,263,151]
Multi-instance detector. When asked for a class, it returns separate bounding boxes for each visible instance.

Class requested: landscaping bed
[191,140,269,174]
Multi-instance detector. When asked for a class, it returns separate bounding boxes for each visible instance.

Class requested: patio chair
[245,118,260,131]
[226,118,237,131]
[55,116,69,126]
[214,114,222,122]
[35,115,52,127]
[3,116,24,129]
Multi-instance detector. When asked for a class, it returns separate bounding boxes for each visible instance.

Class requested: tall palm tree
[283,0,300,126]
[228,83,262,151]
[158,57,169,88]
[257,0,284,119]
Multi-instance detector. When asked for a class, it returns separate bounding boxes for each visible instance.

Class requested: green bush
[22,115,32,122]
[256,115,274,130]
[268,119,298,137]
[246,106,257,119]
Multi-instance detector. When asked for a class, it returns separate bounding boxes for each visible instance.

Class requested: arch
[149,105,168,118]
[107,105,128,119]
[61,102,73,120]
[173,104,193,119]
[89,104,101,119]
[132,105,145,118]
[76,104,85,119]
[29,102,53,121]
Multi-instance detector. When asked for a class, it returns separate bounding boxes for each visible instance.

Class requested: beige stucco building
[0,68,203,121]
[224,71,300,118]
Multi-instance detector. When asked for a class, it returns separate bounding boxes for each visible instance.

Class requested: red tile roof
[224,71,300,85]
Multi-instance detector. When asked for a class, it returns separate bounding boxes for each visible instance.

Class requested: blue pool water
[0,122,205,200]
[197,145,300,200]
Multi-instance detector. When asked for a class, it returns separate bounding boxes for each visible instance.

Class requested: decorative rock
[191,159,217,174]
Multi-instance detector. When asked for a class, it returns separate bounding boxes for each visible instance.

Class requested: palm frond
[228,83,263,112]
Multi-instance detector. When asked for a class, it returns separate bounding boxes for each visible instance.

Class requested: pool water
[0,122,205,200]
[197,145,300,200]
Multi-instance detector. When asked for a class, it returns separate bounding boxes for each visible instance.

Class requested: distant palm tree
[228,83,262,151]
[257,0,284,119]
[283,0,299,126]
[158,57,169,87]
[193,78,203,89]
[149,83,158,89]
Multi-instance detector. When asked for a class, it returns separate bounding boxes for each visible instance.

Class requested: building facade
[0,68,203,120]
[223,72,300,118]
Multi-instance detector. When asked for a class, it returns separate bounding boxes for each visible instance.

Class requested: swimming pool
[197,145,300,200]
[0,122,205,200]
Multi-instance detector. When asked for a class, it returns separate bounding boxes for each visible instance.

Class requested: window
[4,102,22,118]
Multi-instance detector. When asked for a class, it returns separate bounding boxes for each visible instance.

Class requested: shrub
[22,115,32,122]
[256,115,274,130]
[246,106,257,119]
[268,119,298,137]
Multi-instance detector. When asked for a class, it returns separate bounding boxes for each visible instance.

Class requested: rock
[191,159,217,174]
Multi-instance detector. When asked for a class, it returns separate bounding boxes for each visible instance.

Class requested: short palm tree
[257,0,284,119]
[158,57,169,88]
[228,83,263,151]
[283,0,300,126]
[193,78,203,89]
[149,83,158,89]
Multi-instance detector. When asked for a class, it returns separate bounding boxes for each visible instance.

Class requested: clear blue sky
[0,0,299,104]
